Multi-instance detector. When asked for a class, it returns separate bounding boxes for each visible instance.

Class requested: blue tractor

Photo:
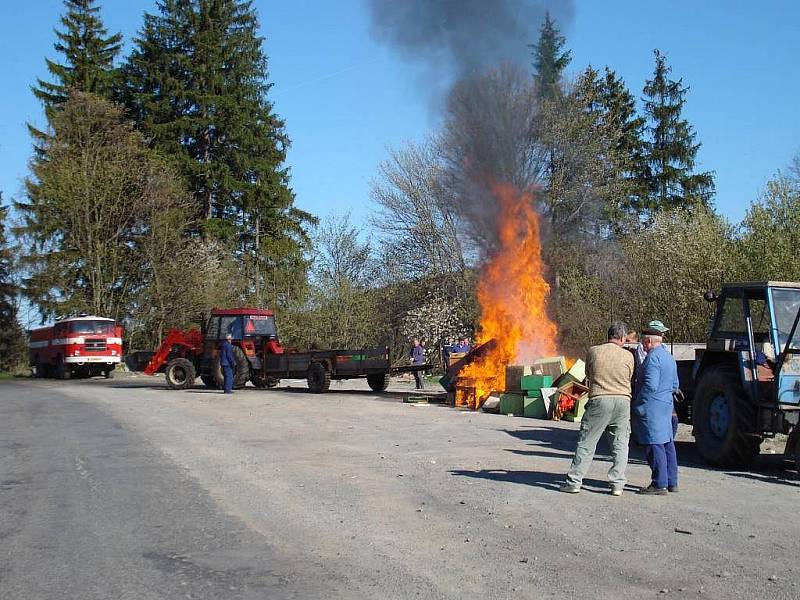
[686,282,800,468]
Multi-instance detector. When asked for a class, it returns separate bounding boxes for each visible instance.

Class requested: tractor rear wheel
[165,358,196,390]
[307,362,331,393]
[213,346,250,389]
[367,372,390,392]
[692,364,760,467]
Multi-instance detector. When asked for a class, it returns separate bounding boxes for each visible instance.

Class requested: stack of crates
[521,374,554,419]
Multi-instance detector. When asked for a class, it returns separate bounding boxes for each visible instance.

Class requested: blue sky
[1,0,798,232]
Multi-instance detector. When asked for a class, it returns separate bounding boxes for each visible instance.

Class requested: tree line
[1,5,798,372]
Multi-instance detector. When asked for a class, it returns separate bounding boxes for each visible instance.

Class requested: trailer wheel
[307,362,330,393]
[213,346,250,389]
[165,358,196,390]
[367,373,390,392]
[693,364,760,467]
[200,375,218,389]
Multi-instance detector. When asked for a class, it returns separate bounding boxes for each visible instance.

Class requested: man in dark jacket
[219,333,236,394]
[410,338,425,390]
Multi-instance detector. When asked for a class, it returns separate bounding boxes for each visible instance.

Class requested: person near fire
[219,332,236,394]
[410,338,425,390]
[632,326,680,495]
[560,321,634,496]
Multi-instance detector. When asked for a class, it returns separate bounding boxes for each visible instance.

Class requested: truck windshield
[68,320,115,335]
[772,289,800,351]
[244,316,277,338]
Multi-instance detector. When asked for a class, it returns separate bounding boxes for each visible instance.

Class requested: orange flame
[457,183,558,408]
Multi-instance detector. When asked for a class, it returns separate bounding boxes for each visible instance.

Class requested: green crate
[521,374,553,392]
[499,393,524,415]
[523,395,548,419]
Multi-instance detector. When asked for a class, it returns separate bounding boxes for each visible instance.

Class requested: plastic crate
[499,393,524,415]
[521,374,553,392]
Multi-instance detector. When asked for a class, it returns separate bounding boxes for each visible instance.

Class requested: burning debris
[438,183,589,420]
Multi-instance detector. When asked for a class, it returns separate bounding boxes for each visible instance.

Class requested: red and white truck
[28,315,123,379]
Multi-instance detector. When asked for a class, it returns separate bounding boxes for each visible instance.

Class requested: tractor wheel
[367,372,390,392]
[692,365,760,467]
[35,362,48,379]
[200,375,218,389]
[165,358,196,390]
[55,357,71,380]
[307,362,331,394]
[213,346,250,389]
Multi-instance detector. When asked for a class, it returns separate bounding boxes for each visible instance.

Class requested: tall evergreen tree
[32,0,122,108]
[0,199,26,372]
[593,67,648,224]
[641,49,714,213]
[122,0,314,303]
[530,12,571,100]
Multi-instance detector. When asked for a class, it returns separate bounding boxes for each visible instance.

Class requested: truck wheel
[165,358,196,390]
[55,357,71,380]
[213,346,250,389]
[307,362,330,393]
[201,375,218,389]
[104,368,114,379]
[367,373,390,392]
[693,365,760,467]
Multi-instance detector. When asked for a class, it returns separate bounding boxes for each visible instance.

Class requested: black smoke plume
[367,0,574,93]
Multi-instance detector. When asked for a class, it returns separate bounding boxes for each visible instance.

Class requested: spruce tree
[641,50,714,213]
[122,0,314,303]
[32,0,122,108]
[530,12,571,100]
[0,199,25,372]
[594,68,648,223]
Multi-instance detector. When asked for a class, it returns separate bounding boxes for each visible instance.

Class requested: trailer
[144,307,428,393]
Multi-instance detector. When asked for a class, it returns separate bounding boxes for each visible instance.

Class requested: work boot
[638,485,667,495]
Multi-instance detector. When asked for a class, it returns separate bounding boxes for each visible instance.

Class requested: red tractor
[144,308,281,390]
[144,307,426,393]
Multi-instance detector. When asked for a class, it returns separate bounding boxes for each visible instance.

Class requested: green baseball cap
[647,320,669,333]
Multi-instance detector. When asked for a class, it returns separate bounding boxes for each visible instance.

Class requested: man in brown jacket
[560,321,635,496]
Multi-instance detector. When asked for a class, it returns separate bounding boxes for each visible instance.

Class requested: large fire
[457,183,559,408]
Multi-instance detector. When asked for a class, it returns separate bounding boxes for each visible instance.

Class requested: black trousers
[413,369,424,389]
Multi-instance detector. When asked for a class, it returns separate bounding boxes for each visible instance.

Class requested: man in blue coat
[633,328,680,494]
[219,333,236,394]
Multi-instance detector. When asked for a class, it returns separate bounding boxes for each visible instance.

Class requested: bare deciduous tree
[370,140,467,280]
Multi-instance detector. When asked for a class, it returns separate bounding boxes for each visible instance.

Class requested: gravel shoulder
[3,375,799,599]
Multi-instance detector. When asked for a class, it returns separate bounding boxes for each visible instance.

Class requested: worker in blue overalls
[219,332,235,394]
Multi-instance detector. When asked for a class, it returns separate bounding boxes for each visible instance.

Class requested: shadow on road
[448,468,629,494]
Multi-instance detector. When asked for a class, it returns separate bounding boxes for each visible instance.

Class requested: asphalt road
[1,375,798,600]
